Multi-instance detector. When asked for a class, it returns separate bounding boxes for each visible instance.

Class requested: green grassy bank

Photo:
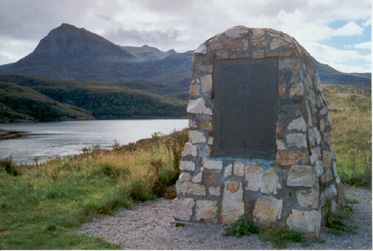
[0,130,187,249]
[324,85,372,186]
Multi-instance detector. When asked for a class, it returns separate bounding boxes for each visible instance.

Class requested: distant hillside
[312,58,371,87]
[121,44,176,61]
[0,75,187,122]
[0,81,92,122]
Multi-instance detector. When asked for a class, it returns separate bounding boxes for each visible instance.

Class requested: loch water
[0,119,188,164]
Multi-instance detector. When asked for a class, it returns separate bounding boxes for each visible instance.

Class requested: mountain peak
[166,49,176,54]
[3,23,136,80]
[59,23,78,28]
[53,23,82,33]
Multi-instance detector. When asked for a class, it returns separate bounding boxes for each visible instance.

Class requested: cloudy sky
[0,0,371,73]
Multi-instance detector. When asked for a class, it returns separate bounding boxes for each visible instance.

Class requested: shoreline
[0,129,24,140]
[0,116,188,124]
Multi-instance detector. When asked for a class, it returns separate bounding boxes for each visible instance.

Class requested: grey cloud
[0,0,92,40]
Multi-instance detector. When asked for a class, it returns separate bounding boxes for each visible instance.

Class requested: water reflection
[0,119,188,164]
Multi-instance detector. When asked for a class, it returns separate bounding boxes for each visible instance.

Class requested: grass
[324,205,358,236]
[260,228,306,249]
[223,216,260,238]
[345,196,360,204]
[323,85,371,186]
[0,129,187,249]
[224,216,306,249]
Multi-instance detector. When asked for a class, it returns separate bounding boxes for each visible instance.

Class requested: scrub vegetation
[0,75,187,122]
[0,129,187,249]
[323,85,371,186]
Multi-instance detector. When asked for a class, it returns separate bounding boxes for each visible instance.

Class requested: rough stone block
[286,209,321,235]
[189,130,206,144]
[287,165,315,187]
[176,180,206,196]
[233,162,245,176]
[187,97,205,114]
[224,26,250,38]
[189,85,200,97]
[323,184,337,202]
[286,133,307,148]
[204,145,212,156]
[319,106,328,116]
[223,39,241,49]
[252,36,266,47]
[221,181,244,224]
[261,168,281,194]
[192,171,203,183]
[279,84,286,96]
[182,142,198,157]
[208,137,214,145]
[201,75,212,92]
[253,197,283,227]
[321,169,333,184]
[203,159,223,170]
[201,123,212,131]
[216,51,228,59]
[320,118,325,131]
[270,37,288,50]
[310,147,321,164]
[187,98,212,115]
[173,198,195,221]
[296,188,319,209]
[245,165,263,191]
[224,164,232,178]
[289,82,304,97]
[180,161,195,171]
[276,150,308,166]
[194,44,207,54]
[179,172,192,182]
[313,127,322,145]
[287,116,307,132]
[209,186,221,196]
[196,200,217,221]
[276,139,286,150]
[252,49,264,58]
[308,128,316,147]
[203,171,221,186]
[189,119,197,128]
[323,151,331,168]
[266,49,297,57]
[252,28,264,37]
[210,42,223,51]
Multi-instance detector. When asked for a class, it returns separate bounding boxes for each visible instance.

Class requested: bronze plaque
[213,58,278,159]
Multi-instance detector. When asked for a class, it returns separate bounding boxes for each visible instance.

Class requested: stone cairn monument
[173,26,343,237]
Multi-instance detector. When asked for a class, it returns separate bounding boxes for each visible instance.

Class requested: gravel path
[77,186,372,249]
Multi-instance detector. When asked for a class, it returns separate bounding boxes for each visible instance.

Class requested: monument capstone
[173,26,343,237]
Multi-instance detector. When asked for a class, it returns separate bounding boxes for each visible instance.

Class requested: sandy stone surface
[77,186,372,250]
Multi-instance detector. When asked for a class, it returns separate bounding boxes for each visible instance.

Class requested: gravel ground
[77,186,372,249]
